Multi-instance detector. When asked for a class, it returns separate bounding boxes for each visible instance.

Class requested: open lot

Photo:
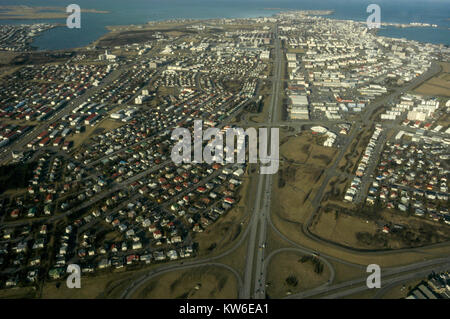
[41,270,134,299]
[266,251,330,298]
[271,133,336,225]
[130,266,238,299]
[0,286,37,299]
[97,24,197,47]
[414,62,450,97]
[309,202,450,250]
[310,209,379,249]
[67,118,124,149]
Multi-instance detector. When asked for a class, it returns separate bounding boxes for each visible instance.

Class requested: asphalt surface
[242,24,283,299]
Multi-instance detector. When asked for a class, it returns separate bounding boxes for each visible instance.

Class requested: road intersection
[117,25,449,300]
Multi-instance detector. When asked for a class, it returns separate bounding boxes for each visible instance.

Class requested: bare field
[130,266,238,299]
[266,251,330,298]
[41,270,135,299]
[414,62,450,97]
[309,203,450,250]
[68,118,124,149]
[0,286,37,299]
[272,133,336,225]
[310,209,379,249]
[329,260,366,284]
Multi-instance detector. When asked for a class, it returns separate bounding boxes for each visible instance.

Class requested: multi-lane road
[245,24,282,299]
[117,25,450,299]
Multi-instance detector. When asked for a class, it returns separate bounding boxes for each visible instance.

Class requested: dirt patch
[414,62,450,97]
[41,271,134,299]
[0,286,37,299]
[131,266,237,299]
[310,209,379,249]
[266,251,330,298]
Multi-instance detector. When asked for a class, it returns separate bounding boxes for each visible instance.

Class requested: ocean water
[0,0,449,50]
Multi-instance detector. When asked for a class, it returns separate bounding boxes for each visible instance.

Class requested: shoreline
[11,9,450,52]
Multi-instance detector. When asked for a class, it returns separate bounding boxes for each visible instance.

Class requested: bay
[0,0,448,51]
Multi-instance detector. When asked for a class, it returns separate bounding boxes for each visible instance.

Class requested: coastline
[8,7,450,52]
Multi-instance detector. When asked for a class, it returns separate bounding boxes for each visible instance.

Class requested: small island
[0,5,110,20]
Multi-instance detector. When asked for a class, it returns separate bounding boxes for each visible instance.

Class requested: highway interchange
[118,24,450,299]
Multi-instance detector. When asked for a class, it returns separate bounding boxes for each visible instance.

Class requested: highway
[121,24,285,300]
[116,25,450,300]
[288,258,450,299]
[241,24,283,299]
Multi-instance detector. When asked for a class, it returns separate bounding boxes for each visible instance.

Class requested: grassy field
[280,132,336,166]
[0,52,20,80]
[0,286,37,299]
[67,118,124,149]
[130,266,238,299]
[310,209,379,249]
[309,197,450,250]
[266,251,330,298]
[436,111,450,127]
[271,133,336,225]
[97,22,199,47]
[41,270,135,299]
[329,260,366,285]
[414,62,450,97]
